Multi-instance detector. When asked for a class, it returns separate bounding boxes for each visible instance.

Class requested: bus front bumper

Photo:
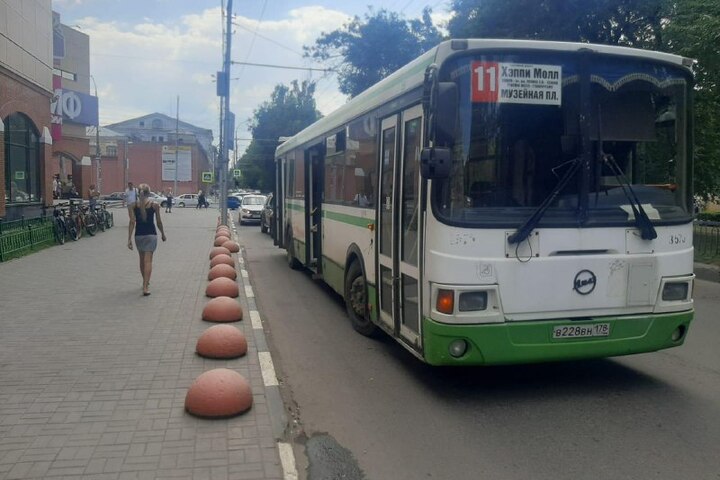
[422,311,693,366]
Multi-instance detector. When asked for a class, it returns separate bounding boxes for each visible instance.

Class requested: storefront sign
[50,83,99,126]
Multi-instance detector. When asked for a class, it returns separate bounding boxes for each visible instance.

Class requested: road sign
[233,169,241,178]
[201,171,214,183]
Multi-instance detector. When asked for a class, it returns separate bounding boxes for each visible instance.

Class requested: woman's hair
[136,183,152,222]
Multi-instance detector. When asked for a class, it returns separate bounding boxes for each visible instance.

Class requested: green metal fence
[0,216,56,262]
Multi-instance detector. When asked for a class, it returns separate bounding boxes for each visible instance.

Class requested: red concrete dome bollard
[208,263,237,281]
[185,368,253,418]
[206,277,239,298]
[215,230,231,238]
[209,246,231,260]
[202,296,243,322]
[214,236,231,247]
[196,325,248,359]
[217,223,229,230]
[210,253,235,268]
[222,240,240,253]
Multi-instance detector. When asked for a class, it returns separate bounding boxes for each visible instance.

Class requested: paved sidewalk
[0,208,286,479]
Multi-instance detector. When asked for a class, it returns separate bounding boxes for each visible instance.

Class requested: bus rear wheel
[344,261,378,337]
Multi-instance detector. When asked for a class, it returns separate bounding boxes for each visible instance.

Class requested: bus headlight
[458,292,488,311]
[662,282,689,301]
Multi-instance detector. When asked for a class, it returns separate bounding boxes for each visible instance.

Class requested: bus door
[274,157,283,247]
[305,146,323,272]
[377,105,423,348]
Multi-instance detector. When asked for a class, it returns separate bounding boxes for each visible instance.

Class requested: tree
[665,0,720,198]
[238,80,321,191]
[447,0,668,48]
[305,8,442,97]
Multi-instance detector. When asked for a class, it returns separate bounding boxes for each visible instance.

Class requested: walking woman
[128,183,166,295]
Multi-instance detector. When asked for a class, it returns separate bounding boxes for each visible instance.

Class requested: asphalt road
[241,227,720,480]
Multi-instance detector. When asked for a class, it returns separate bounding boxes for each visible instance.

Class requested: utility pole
[219,0,233,225]
[91,75,101,192]
[174,95,179,195]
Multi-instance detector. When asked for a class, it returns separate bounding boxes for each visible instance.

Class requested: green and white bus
[272,39,695,366]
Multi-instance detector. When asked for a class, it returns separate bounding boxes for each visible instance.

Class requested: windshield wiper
[601,153,657,240]
[508,156,582,245]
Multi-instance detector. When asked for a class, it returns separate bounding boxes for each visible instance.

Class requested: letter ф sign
[50,76,99,138]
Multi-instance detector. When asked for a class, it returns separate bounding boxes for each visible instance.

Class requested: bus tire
[344,261,378,337]
[286,232,302,270]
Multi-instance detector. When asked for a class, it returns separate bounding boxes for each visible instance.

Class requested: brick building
[50,12,98,201]
[97,113,215,195]
[1,0,54,221]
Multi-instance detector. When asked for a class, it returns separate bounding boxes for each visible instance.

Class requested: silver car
[238,195,266,224]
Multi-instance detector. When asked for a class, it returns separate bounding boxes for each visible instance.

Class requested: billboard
[162,146,192,181]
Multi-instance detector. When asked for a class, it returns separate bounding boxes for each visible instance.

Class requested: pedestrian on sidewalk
[128,183,167,296]
[197,189,207,209]
[125,182,137,208]
[165,188,173,213]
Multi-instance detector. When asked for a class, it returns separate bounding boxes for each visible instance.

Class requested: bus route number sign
[472,61,562,106]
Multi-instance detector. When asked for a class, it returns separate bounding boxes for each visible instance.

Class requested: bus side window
[348,115,377,207]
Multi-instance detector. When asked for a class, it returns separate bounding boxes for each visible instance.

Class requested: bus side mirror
[421,147,451,179]
[435,82,458,145]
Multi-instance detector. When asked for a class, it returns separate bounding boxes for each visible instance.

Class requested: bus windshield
[433,52,692,228]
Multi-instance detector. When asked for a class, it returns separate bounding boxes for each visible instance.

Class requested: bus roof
[275,39,692,158]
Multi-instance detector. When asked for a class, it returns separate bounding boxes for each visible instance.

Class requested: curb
[694,262,720,283]
[228,215,298,480]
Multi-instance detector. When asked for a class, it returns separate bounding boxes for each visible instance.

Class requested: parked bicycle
[94,202,114,230]
[53,203,79,242]
[68,201,98,237]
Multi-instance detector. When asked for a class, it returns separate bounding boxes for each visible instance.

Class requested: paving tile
[0,210,283,479]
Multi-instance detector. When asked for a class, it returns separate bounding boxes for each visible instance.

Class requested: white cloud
[74,5,350,157]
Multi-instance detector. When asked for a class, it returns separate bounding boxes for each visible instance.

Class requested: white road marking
[278,442,298,480]
[258,351,278,387]
[245,285,254,298]
[241,269,249,278]
[250,310,262,329]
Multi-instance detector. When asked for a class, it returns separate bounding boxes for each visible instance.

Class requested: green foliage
[664,0,720,198]
[304,7,442,97]
[696,212,720,222]
[447,0,668,48]
[239,80,321,190]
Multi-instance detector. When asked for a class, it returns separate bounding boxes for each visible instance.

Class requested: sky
[51,0,452,158]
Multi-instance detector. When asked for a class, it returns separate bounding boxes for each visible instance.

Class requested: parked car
[176,193,211,208]
[227,195,242,210]
[238,195,266,225]
[260,194,274,234]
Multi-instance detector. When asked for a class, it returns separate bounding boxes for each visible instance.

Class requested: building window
[106,145,117,156]
[139,121,145,127]
[152,119,163,129]
[4,113,41,204]
[159,136,164,142]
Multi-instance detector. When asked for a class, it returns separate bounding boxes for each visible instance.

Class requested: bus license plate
[552,323,610,339]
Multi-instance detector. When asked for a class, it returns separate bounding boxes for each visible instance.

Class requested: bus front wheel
[345,261,378,337]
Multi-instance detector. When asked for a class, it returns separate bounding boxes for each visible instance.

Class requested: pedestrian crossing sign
[201,171,214,183]
[233,169,241,178]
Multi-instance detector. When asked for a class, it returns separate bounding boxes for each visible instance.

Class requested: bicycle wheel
[97,211,106,232]
[68,222,80,241]
[107,212,114,228]
[74,217,83,239]
[85,213,98,236]
[54,218,65,245]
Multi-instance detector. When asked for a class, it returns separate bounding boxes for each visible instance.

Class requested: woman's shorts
[135,234,158,252]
